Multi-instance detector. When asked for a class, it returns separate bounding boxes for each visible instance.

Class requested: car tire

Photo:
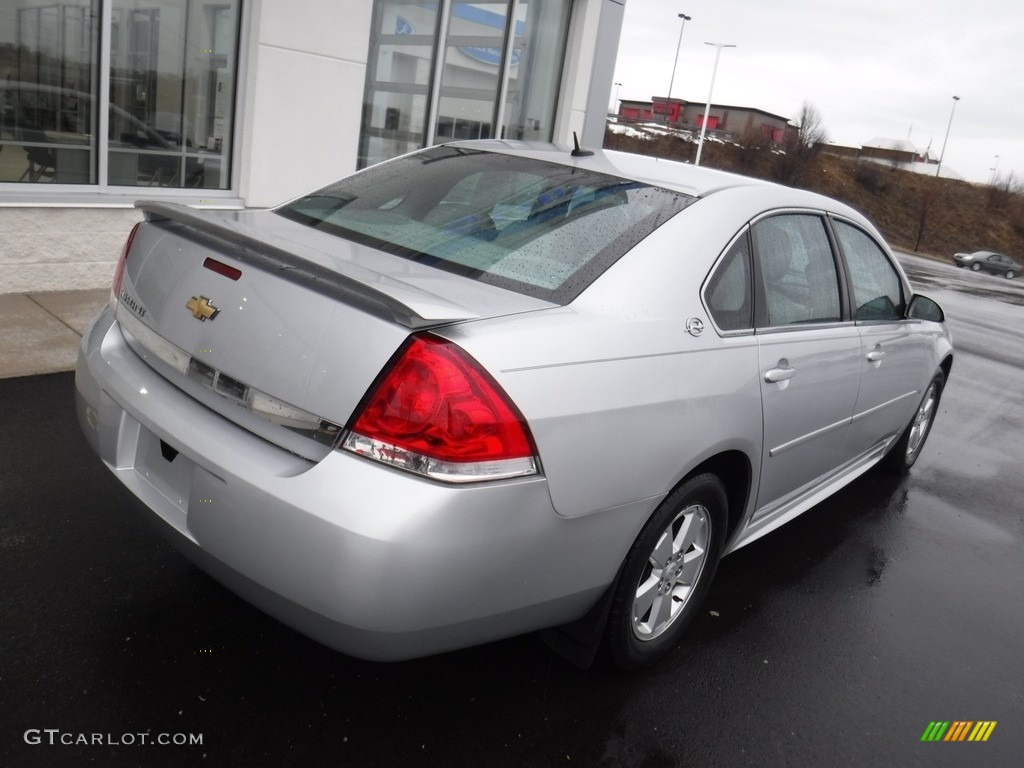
[1006,270,1015,279]
[604,473,728,670]
[880,371,944,474]
[971,262,982,271]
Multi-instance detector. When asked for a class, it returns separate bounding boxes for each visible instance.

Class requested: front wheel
[604,474,728,670]
[971,262,982,271]
[880,371,944,474]
[1006,270,1015,279]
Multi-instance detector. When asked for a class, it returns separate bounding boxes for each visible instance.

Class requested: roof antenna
[571,132,593,157]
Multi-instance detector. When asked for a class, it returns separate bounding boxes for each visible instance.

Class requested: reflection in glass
[359,0,572,169]
[499,0,570,142]
[0,1,98,184]
[1,0,239,189]
[434,1,507,143]
[108,0,240,188]
[359,1,440,168]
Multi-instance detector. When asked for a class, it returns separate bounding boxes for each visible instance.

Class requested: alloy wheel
[906,382,939,460]
[631,503,711,641]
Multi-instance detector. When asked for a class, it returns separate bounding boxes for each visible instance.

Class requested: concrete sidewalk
[0,290,109,379]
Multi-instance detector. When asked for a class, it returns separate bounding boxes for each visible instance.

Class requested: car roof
[447,139,858,215]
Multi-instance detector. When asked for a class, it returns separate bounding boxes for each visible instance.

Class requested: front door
[832,219,931,456]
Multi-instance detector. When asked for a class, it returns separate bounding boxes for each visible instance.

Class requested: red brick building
[617,97,793,145]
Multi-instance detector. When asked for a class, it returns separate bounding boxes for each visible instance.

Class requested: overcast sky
[611,0,1024,185]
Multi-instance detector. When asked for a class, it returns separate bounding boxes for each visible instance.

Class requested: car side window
[705,233,753,332]
[833,220,905,321]
[752,214,840,327]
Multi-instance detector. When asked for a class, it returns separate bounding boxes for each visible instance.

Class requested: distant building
[616,97,794,144]
[819,138,961,178]
[860,138,934,166]
[819,143,860,160]
[618,99,664,122]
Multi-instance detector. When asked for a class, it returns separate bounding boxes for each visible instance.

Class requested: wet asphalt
[2,255,1023,767]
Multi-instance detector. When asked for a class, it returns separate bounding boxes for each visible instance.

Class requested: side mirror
[907,294,944,322]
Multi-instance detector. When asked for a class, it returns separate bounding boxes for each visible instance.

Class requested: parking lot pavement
[2,261,1023,767]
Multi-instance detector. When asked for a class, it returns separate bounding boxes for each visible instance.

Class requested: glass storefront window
[0,1,99,183]
[359,0,571,169]
[359,1,440,168]
[499,0,570,142]
[434,1,507,143]
[0,0,240,189]
[109,0,240,188]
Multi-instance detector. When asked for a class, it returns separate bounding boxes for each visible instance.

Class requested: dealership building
[0,0,623,293]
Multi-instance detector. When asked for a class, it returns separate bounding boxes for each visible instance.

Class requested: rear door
[751,213,862,515]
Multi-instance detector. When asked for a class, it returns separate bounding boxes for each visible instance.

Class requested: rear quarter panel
[444,193,766,521]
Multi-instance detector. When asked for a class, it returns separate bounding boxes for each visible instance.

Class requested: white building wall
[238,0,373,208]
[0,207,142,294]
[556,0,604,144]
[552,0,624,149]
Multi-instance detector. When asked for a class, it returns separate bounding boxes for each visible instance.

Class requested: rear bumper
[75,308,627,660]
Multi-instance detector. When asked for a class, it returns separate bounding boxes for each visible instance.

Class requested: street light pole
[936,95,960,178]
[667,13,691,104]
[694,42,735,166]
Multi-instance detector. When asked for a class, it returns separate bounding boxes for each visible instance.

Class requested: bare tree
[914,184,939,252]
[796,101,828,149]
[987,171,1023,211]
[773,102,828,186]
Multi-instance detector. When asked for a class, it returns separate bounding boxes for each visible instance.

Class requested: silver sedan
[953,249,1020,278]
[75,141,953,669]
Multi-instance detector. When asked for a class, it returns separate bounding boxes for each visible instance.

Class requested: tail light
[111,223,141,309]
[341,335,539,483]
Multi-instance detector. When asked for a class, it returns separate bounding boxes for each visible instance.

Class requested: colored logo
[921,721,997,742]
[395,16,413,35]
[186,296,220,322]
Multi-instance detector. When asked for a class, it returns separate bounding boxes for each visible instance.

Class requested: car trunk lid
[114,202,552,454]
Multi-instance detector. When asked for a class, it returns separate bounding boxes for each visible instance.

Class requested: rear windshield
[275,146,693,304]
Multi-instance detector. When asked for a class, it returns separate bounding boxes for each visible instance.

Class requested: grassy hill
[603,126,1024,262]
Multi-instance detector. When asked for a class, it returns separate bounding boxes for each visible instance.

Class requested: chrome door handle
[866,346,886,365]
[764,362,796,383]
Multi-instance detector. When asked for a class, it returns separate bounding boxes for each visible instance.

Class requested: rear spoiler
[136,201,478,330]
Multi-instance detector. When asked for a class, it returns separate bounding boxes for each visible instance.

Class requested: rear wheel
[1006,270,1015,279]
[604,474,727,670]
[881,371,944,474]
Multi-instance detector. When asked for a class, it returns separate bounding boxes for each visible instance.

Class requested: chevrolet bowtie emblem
[186,295,220,321]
